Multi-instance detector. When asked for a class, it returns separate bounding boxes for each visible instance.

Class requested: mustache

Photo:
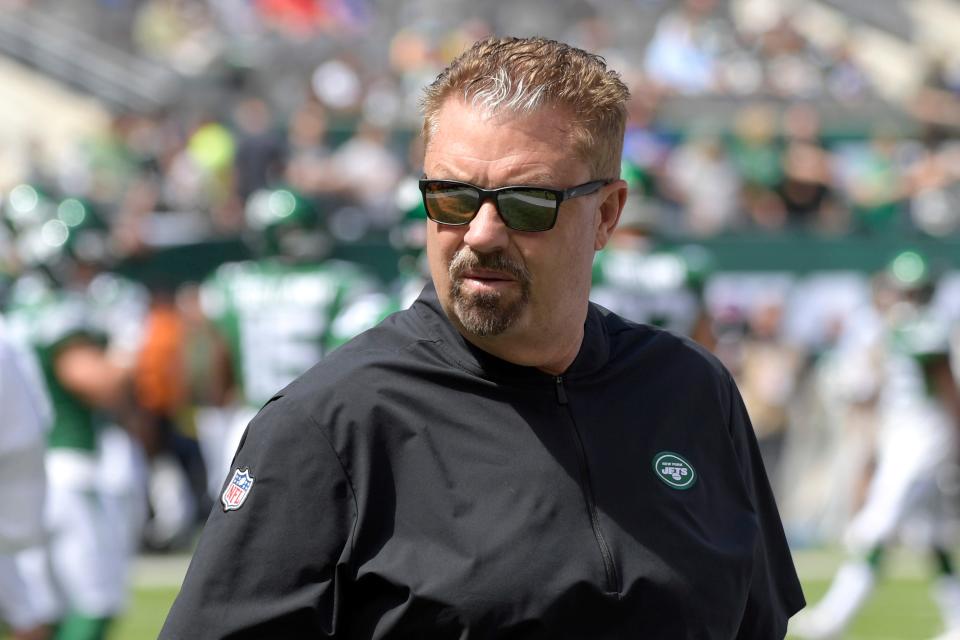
[449,249,531,285]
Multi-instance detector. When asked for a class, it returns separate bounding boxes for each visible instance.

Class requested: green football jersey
[4,273,107,451]
[200,258,378,407]
[884,306,953,403]
[591,247,700,335]
[328,274,425,350]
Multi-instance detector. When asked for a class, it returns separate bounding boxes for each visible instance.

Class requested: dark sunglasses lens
[423,184,480,225]
[498,189,558,231]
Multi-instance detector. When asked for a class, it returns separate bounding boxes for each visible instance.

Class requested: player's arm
[176,282,236,407]
[159,393,356,638]
[53,337,130,410]
[925,354,960,436]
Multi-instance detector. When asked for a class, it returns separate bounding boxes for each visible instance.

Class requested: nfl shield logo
[221,467,255,512]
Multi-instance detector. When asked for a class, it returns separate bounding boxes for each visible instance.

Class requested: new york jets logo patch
[652,452,697,490]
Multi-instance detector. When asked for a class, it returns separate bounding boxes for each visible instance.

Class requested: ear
[594,179,628,251]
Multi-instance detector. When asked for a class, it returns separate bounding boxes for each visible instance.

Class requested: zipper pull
[555,375,568,404]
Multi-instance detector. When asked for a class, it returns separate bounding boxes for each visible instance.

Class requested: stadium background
[1,0,960,637]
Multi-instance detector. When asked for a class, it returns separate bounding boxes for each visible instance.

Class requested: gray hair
[420,36,630,179]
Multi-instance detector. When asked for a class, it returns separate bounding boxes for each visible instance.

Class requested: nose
[462,199,509,253]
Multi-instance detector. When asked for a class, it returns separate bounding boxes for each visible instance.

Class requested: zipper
[555,375,620,596]
[555,375,568,404]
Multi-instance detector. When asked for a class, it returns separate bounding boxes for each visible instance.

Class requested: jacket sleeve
[160,394,356,639]
[725,374,806,639]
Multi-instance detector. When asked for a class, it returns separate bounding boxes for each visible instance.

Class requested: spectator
[729,104,786,230]
[663,124,741,236]
[777,103,843,232]
[323,118,404,228]
[231,96,287,202]
[644,0,732,94]
[835,127,908,234]
[759,18,824,99]
[284,100,334,196]
[905,131,960,237]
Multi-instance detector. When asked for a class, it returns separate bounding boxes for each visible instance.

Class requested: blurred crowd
[1,0,960,637]
[1,0,960,252]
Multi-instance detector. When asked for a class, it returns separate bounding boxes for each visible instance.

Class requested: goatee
[448,249,531,336]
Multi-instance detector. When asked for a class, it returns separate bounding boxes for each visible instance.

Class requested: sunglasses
[419,178,611,232]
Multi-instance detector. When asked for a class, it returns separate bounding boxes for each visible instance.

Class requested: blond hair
[420,36,629,180]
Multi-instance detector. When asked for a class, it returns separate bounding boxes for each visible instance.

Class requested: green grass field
[110,587,179,640]
[794,579,942,640]
[786,546,949,640]
[4,547,948,639]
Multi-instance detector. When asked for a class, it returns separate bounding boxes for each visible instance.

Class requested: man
[191,186,377,501]
[4,195,137,640]
[162,36,804,638]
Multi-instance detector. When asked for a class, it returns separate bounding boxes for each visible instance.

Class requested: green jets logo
[653,452,697,490]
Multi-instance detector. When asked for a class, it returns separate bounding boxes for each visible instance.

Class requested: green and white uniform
[11,272,148,515]
[88,272,150,584]
[328,272,425,351]
[844,306,958,550]
[5,273,129,626]
[202,258,377,408]
[590,246,702,336]
[794,304,960,639]
[6,275,106,453]
[198,257,378,493]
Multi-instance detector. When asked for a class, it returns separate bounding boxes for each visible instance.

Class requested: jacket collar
[412,282,610,383]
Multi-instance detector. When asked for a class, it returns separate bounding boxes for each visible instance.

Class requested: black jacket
[161,284,804,639]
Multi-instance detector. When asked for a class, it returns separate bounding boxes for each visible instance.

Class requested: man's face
[424,97,621,363]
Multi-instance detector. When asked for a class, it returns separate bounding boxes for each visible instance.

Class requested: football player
[327,177,430,350]
[193,187,378,500]
[792,250,960,639]
[3,187,141,640]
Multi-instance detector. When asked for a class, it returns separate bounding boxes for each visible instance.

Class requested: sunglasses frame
[418,178,612,232]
